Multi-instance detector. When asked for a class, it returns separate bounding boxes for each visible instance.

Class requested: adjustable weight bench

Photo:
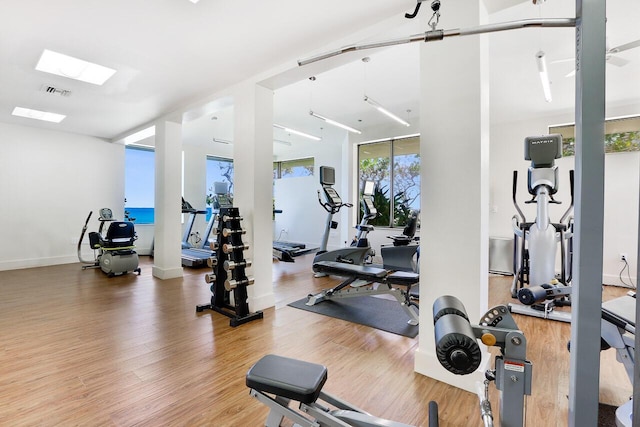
[308,260,420,325]
[246,354,415,427]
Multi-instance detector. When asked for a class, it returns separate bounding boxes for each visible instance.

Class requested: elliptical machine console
[313,166,373,274]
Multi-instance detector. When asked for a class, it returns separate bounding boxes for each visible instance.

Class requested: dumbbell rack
[196,206,263,327]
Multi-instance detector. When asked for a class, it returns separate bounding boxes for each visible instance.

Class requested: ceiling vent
[40,84,71,97]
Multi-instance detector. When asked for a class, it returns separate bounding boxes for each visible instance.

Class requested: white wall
[489,103,640,286]
[0,122,124,270]
[273,129,350,251]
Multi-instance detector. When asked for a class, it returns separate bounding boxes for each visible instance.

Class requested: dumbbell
[224,277,255,291]
[224,260,252,271]
[222,228,246,237]
[222,243,249,254]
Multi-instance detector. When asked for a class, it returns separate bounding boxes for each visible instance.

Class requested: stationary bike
[313,166,374,275]
[510,134,573,322]
[78,208,141,277]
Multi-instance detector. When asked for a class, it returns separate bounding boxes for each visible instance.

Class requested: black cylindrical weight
[518,284,551,305]
[224,277,255,291]
[204,273,216,284]
[222,228,246,237]
[210,241,219,251]
[207,257,218,268]
[223,260,252,271]
[432,295,470,324]
[432,295,481,375]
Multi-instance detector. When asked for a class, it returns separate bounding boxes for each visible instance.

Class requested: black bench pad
[387,271,419,286]
[312,261,419,286]
[246,354,327,404]
[312,261,388,279]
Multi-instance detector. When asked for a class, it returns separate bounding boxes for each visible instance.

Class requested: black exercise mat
[598,403,619,427]
[288,296,418,338]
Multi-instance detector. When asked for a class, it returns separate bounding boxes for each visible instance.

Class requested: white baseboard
[0,255,78,272]
[250,291,276,312]
[152,265,183,279]
[602,273,637,288]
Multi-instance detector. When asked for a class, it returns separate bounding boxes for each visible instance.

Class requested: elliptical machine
[510,134,574,322]
[78,208,141,277]
[313,166,373,275]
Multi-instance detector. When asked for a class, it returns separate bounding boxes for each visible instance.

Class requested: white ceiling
[1,1,639,153]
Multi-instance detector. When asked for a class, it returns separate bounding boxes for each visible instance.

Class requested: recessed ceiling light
[35,49,116,85]
[189,0,200,3]
[12,107,65,123]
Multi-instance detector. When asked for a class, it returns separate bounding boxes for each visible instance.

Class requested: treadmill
[181,198,215,267]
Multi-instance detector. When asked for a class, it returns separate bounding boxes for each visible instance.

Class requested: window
[273,157,314,179]
[550,115,640,157]
[125,146,155,224]
[206,156,234,220]
[358,136,420,227]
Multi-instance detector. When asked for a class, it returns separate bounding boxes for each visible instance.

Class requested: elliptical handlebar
[559,169,575,224]
[316,189,353,214]
[512,171,526,223]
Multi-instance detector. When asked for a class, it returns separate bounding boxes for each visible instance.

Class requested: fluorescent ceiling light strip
[36,49,116,85]
[359,133,420,145]
[364,96,410,127]
[12,106,65,123]
[124,126,155,145]
[273,123,321,141]
[309,111,362,134]
[536,51,552,103]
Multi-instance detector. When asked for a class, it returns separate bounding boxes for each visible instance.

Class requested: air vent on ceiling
[40,84,71,97]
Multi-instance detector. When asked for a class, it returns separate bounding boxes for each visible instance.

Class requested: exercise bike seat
[246,354,327,404]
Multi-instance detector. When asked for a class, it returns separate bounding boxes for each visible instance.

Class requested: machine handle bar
[317,190,353,214]
[512,171,526,223]
[559,169,575,224]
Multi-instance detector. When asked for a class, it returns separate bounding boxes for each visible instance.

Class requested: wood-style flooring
[0,255,632,426]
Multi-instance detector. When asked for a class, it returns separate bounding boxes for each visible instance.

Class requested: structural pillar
[152,120,184,280]
[232,82,276,311]
[414,0,490,392]
[568,0,606,425]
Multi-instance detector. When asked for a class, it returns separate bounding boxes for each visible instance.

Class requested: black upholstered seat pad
[246,354,327,404]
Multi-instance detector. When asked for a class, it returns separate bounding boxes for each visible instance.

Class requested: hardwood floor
[0,255,632,426]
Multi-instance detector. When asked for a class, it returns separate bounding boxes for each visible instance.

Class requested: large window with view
[550,115,640,156]
[125,146,155,224]
[358,136,420,227]
[273,157,314,179]
[206,156,234,220]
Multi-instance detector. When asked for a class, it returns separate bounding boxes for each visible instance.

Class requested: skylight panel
[12,107,66,123]
[35,49,116,85]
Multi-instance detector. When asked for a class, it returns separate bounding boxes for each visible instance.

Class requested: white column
[232,83,276,311]
[414,0,490,392]
[152,120,184,280]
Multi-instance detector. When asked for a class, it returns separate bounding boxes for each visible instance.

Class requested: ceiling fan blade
[607,55,629,67]
[609,39,640,53]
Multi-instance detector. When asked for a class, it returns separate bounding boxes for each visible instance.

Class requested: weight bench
[246,354,415,427]
[308,260,420,325]
[601,292,636,427]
